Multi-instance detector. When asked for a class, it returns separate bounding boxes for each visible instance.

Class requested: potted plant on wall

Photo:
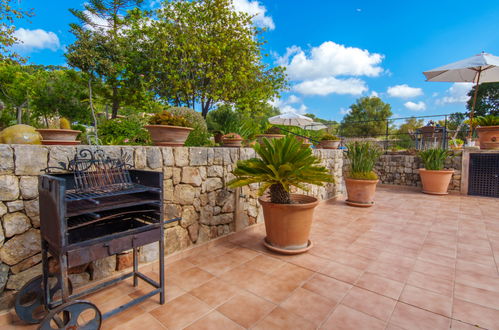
[221,133,243,147]
[229,136,333,254]
[319,134,341,149]
[475,115,499,149]
[145,110,193,146]
[36,118,81,145]
[418,148,454,195]
[256,126,285,144]
[344,141,382,207]
[449,138,464,150]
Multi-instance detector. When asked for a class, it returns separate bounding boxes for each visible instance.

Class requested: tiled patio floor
[2,187,499,329]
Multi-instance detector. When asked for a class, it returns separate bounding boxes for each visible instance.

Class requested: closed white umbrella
[423,52,499,138]
[268,113,313,127]
[301,122,328,130]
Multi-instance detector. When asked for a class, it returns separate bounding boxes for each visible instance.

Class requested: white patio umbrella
[301,122,328,130]
[423,52,499,138]
[268,112,313,127]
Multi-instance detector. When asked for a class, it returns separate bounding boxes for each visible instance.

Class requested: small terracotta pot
[256,134,285,144]
[258,194,318,254]
[320,140,341,149]
[145,125,193,146]
[222,138,243,147]
[213,132,223,144]
[418,168,454,195]
[36,129,80,142]
[345,178,379,207]
[476,126,499,149]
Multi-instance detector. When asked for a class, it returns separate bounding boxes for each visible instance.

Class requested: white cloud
[293,77,368,96]
[387,84,423,99]
[83,10,112,31]
[232,0,275,30]
[370,90,379,97]
[277,41,384,81]
[404,101,426,111]
[13,28,60,51]
[270,95,308,114]
[436,83,473,105]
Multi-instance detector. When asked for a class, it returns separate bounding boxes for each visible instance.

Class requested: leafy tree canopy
[0,0,33,62]
[466,82,499,116]
[339,97,393,137]
[138,0,286,118]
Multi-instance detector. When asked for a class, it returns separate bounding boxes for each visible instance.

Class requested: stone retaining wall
[0,144,343,311]
[374,152,462,192]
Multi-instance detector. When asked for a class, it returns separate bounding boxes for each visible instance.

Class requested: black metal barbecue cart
[14,149,172,329]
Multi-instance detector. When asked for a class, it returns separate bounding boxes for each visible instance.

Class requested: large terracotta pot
[345,178,379,207]
[320,140,341,149]
[145,125,193,146]
[256,134,285,144]
[476,126,499,149]
[258,194,319,254]
[222,138,243,147]
[36,129,81,145]
[418,169,454,195]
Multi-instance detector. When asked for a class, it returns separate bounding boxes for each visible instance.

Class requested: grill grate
[65,183,160,201]
[468,153,499,198]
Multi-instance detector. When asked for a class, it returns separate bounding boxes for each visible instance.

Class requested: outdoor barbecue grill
[14,149,173,329]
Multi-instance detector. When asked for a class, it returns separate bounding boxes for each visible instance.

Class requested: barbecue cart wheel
[40,300,102,330]
[15,275,73,324]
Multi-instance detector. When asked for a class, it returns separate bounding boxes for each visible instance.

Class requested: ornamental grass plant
[345,141,382,180]
[419,148,452,170]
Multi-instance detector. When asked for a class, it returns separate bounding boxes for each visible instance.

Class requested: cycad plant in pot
[229,135,333,254]
[475,115,499,149]
[418,148,454,195]
[344,141,382,207]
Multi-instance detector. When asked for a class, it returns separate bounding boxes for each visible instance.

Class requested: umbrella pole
[469,69,482,140]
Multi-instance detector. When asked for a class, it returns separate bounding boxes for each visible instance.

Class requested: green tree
[397,117,424,134]
[65,0,145,118]
[340,97,392,137]
[466,82,499,116]
[0,0,33,62]
[140,0,286,118]
[0,61,34,124]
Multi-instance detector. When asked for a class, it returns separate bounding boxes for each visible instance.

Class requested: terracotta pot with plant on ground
[221,133,243,147]
[36,118,81,145]
[145,110,193,146]
[344,141,382,207]
[229,135,333,254]
[474,115,499,149]
[319,134,341,149]
[418,148,454,195]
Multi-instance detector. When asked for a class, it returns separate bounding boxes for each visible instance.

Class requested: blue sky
[10,0,499,123]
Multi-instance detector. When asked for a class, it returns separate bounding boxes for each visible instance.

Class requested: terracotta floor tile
[303,273,352,302]
[280,287,336,325]
[399,284,452,317]
[164,258,195,274]
[450,319,487,330]
[170,267,214,291]
[327,250,373,271]
[282,252,331,272]
[246,273,301,304]
[454,282,499,310]
[189,278,240,308]
[150,293,211,330]
[341,286,397,321]
[271,262,315,285]
[452,298,499,330]
[406,271,454,297]
[354,271,404,300]
[242,254,285,273]
[196,253,246,276]
[102,312,166,330]
[100,297,148,329]
[456,259,499,277]
[252,307,316,330]
[417,250,456,268]
[412,259,454,282]
[219,264,267,290]
[216,291,275,328]
[455,271,499,293]
[320,261,363,284]
[366,261,412,283]
[389,302,450,330]
[128,283,184,312]
[184,311,244,330]
[321,304,386,330]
